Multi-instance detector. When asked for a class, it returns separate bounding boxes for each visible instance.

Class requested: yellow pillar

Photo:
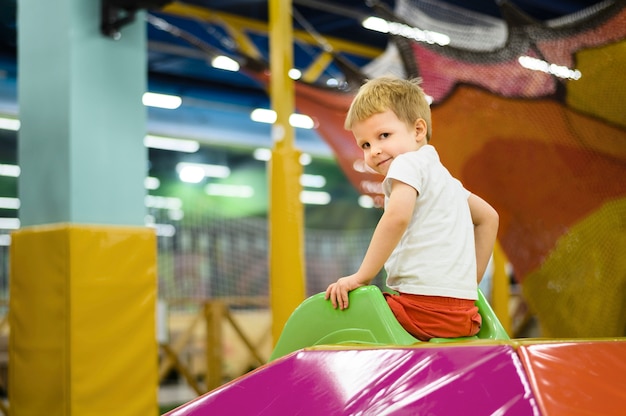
[205,300,225,391]
[9,225,157,415]
[268,0,306,344]
[491,241,512,336]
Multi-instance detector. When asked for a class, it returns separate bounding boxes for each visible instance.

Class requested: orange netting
[293,0,626,337]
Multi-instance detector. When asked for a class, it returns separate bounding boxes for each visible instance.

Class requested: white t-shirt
[382,145,478,300]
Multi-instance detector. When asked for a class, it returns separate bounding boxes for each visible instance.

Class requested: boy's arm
[325,180,416,309]
[468,193,499,283]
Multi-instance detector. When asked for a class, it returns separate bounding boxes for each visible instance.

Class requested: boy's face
[352,109,427,176]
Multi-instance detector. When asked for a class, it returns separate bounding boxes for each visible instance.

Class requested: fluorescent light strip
[0,164,20,177]
[300,174,326,188]
[212,55,240,72]
[178,165,205,183]
[253,148,272,161]
[0,217,20,229]
[289,68,302,80]
[176,162,231,182]
[0,197,20,209]
[145,177,160,190]
[290,113,315,129]
[250,109,315,129]
[251,109,277,124]
[145,195,183,210]
[358,195,375,208]
[300,190,331,205]
[518,56,582,80]
[252,148,312,166]
[362,17,450,46]
[299,153,312,166]
[0,234,10,246]
[0,117,20,131]
[145,135,200,153]
[142,92,182,109]
[205,183,254,198]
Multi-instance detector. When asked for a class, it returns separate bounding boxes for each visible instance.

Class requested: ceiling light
[299,153,312,166]
[144,135,200,153]
[252,148,311,165]
[0,197,20,209]
[145,176,161,190]
[250,109,315,129]
[0,234,10,246]
[212,55,240,72]
[253,148,272,161]
[518,56,581,80]
[358,195,375,208]
[205,183,254,198]
[145,195,183,210]
[142,92,182,109]
[300,190,331,205]
[362,17,450,46]
[178,165,205,183]
[0,217,20,230]
[289,113,315,129]
[176,162,230,179]
[300,174,326,188]
[289,68,302,80]
[250,108,277,124]
[0,117,20,131]
[0,164,20,177]
[362,16,388,33]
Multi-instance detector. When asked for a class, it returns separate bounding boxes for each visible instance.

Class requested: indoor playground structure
[157,0,626,338]
[3,0,625,414]
[164,286,625,415]
[161,0,626,414]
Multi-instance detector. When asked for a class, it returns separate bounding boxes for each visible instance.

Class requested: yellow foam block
[9,224,157,416]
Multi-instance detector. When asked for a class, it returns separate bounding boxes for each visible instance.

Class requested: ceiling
[145,0,607,91]
[0,0,610,155]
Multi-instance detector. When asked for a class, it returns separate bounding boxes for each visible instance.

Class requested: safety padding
[167,345,539,415]
[516,339,626,416]
[270,285,509,361]
[9,224,158,416]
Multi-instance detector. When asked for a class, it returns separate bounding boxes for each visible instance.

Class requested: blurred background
[0,0,624,411]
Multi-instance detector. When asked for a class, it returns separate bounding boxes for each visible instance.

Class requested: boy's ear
[414,118,428,140]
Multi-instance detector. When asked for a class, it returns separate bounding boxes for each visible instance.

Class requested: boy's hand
[324,275,362,310]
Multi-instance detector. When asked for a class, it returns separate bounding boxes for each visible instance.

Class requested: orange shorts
[384,292,481,342]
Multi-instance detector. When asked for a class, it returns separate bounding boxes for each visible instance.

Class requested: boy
[325,76,499,341]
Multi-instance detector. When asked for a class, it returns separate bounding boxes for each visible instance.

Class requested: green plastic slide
[270,285,509,361]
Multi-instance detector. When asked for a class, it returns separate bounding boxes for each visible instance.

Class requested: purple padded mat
[166,344,539,415]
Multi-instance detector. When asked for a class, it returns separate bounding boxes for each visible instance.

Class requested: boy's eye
[380,132,390,139]
[361,142,370,150]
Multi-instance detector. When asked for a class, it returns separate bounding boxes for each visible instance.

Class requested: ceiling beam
[160,2,384,59]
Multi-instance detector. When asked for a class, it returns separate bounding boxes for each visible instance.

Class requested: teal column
[12,1,157,415]
[18,0,147,226]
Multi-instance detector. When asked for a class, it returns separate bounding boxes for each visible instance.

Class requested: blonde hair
[345,76,432,141]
